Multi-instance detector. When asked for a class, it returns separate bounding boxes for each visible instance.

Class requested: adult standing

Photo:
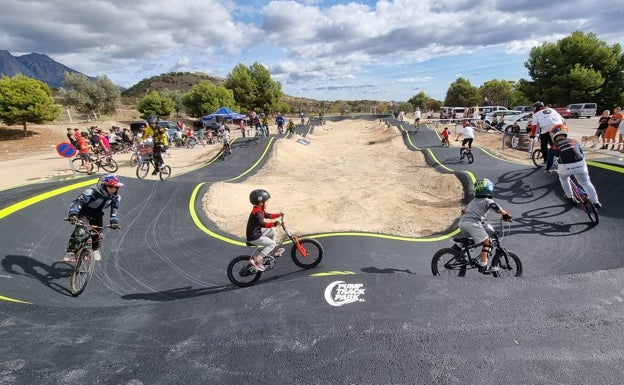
[239,119,246,137]
[530,101,564,163]
[413,108,421,126]
[604,106,622,151]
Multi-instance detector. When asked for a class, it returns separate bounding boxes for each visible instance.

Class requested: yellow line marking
[0,295,32,304]
[0,178,97,220]
[310,271,357,277]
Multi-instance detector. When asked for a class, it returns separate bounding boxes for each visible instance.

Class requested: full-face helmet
[146,115,158,125]
[99,174,123,197]
[549,124,568,142]
[473,178,494,198]
[249,189,271,205]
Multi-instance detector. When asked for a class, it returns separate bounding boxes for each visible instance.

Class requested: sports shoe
[93,250,101,261]
[61,252,75,262]
[250,256,265,272]
[478,264,492,274]
[593,201,602,209]
[151,169,158,175]
[273,248,285,257]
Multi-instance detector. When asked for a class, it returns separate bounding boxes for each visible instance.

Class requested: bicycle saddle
[452,236,475,246]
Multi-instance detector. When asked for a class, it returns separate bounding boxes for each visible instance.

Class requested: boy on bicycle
[62,174,123,262]
[246,189,284,272]
[458,178,512,274]
[545,124,601,208]
[440,127,450,145]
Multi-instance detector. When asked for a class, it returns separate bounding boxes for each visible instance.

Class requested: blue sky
[1,0,623,102]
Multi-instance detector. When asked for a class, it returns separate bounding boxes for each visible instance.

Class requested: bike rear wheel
[136,161,150,179]
[466,151,474,164]
[531,149,544,168]
[431,247,467,277]
[159,165,172,181]
[70,248,95,296]
[491,249,522,277]
[100,158,118,172]
[72,158,89,173]
[130,153,138,167]
[581,197,599,224]
[290,238,324,268]
[227,255,262,287]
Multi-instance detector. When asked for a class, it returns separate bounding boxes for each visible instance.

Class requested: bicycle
[220,139,232,160]
[135,147,171,180]
[226,216,324,287]
[459,146,474,164]
[431,218,522,277]
[547,169,599,224]
[62,218,112,296]
[440,136,450,147]
[72,152,118,173]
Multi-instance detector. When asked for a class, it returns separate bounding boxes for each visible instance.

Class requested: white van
[451,107,465,119]
[478,106,508,115]
[566,103,597,118]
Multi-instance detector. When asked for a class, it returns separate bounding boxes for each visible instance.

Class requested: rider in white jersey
[530,102,565,162]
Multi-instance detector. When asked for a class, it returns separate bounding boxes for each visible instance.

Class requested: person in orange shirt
[76,132,94,175]
[604,106,622,151]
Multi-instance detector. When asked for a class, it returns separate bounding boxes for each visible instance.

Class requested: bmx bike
[73,152,118,174]
[135,145,171,180]
[226,216,324,287]
[431,218,522,277]
[62,218,112,296]
[459,146,474,164]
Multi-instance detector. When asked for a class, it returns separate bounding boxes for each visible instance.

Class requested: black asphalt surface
[2,116,624,384]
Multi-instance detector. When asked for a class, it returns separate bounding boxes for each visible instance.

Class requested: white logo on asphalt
[324,280,366,306]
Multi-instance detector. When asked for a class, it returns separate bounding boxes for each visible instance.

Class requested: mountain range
[0,50,93,88]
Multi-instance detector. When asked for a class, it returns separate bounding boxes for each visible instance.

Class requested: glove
[502,213,513,222]
[273,220,281,227]
[109,223,120,229]
[69,215,79,225]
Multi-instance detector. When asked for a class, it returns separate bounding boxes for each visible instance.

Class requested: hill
[0,50,94,88]
[120,71,226,98]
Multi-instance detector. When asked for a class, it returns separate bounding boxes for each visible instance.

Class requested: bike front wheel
[159,165,172,181]
[290,238,324,268]
[491,249,522,277]
[431,247,467,277]
[130,153,138,167]
[70,248,95,296]
[136,161,150,179]
[100,158,118,172]
[531,149,544,168]
[227,255,262,287]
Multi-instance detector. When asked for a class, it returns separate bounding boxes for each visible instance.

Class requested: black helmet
[249,189,271,205]
[146,115,158,125]
[533,101,545,112]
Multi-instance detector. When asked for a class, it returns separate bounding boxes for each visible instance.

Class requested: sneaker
[273,247,285,257]
[61,252,75,262]
[478,264,492,274]
[593,201,602,209]
[93,250,101,261]
[151,170,158,175]
[250,256,265,272]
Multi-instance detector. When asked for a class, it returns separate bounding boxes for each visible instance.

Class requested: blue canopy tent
[202,106,247,125]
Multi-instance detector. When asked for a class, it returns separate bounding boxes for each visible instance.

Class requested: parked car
[478,105,508,115]
[513,105,533,113]
[566,103,597,118]
[554,107,572,119]
[484,110,522,126]
[501,112,533,132]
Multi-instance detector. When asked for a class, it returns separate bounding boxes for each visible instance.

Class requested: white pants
[557,160,599,203]
[248,227,276,256]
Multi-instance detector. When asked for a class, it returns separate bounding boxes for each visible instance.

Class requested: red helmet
[99,174,124,190]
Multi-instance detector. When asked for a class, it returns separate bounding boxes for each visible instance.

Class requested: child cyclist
[545,124,602,208]
[62,174,123,262]
[246,189,285,272]
[458,178,512,274]
[440,126,450,146]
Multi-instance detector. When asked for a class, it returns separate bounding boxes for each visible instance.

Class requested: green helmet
[473,178,494,198]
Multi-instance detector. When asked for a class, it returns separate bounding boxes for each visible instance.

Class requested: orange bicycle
[226,216,324,287]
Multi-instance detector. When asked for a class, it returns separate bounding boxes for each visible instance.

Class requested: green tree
[59,73,120,119]
[224,62,283,113]
[0,74,61,136]
[479,79,512,107]
[522,31,624,108]
[444,78,481,107]
[137,91,175,119]
[181,81,237,118]
[161,89,185,117]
